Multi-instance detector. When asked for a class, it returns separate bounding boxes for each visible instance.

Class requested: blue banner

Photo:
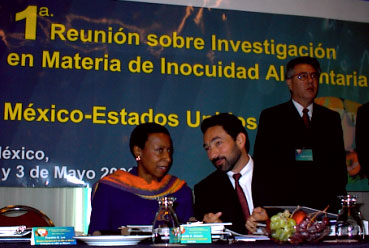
[0,0,368,190]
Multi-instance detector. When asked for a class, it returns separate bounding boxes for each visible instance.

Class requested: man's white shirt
[292,99,313,120]
[227,154,254,214]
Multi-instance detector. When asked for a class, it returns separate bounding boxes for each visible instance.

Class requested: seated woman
[88,123,194,235]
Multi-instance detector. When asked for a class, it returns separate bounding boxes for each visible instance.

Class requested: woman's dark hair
[200,113,250,152]
[129,122,171,157]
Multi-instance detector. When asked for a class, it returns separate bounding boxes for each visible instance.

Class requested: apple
[292,210,307,225]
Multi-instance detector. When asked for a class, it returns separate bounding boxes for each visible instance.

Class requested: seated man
[194,113,267,234]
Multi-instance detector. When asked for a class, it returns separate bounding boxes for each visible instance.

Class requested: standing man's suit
[253,100,347,213]
[356,102,369,182]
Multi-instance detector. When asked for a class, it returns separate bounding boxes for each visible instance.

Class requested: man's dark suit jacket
[194,170,249,234]
[252,100,347,214]
[356,102,369,181]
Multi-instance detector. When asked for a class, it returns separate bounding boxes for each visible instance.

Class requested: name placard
[31,226,76,245]
[180,226,212,244]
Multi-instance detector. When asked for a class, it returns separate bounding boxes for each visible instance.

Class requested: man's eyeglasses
[288,72,320,81]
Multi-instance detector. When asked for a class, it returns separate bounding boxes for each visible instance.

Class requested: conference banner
[0,0,368,190]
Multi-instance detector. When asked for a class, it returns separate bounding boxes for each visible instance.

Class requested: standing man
[253,56,347,214]
[356,102,369,182]
[194,113,267,234]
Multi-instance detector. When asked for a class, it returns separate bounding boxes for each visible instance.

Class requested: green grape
[275,219,283,229]
[287,218,296,227]
[270,221,278,230]
[285,226,294,234]
[280,217,288,226]
[270,211,296,242]
[275,228,283,238]
[282,210,291,218]
[280,231,289,241]
[271,215,280,223]
[270,215,283,230]
[271,231,279,239]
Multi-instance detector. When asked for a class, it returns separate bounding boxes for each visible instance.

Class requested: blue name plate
[31,226,76,245]
[180,225,212,244]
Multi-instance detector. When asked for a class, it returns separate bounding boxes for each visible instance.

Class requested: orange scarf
[92,169,186,200]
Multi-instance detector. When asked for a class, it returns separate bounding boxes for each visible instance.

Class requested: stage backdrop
[0,0,368,190]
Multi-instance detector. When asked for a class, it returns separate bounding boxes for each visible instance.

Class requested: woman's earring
[136,155,141,161]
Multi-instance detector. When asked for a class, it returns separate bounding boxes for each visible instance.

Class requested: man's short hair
[200,113,250,152]
[286,56,321,79]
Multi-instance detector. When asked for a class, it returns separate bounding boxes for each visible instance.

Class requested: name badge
[295,149,313,161]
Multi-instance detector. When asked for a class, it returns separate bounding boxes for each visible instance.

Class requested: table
[2,239,369,248]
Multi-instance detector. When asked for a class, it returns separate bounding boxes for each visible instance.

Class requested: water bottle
[335,195,364,240]
[152,196,181,244]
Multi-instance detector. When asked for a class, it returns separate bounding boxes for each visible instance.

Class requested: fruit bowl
[268,207,331,244]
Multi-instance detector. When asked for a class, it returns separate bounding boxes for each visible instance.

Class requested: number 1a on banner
[15,5,37,40]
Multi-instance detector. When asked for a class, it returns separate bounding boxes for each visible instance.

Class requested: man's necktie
[233,173,250,220]
[302,108,310,128]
